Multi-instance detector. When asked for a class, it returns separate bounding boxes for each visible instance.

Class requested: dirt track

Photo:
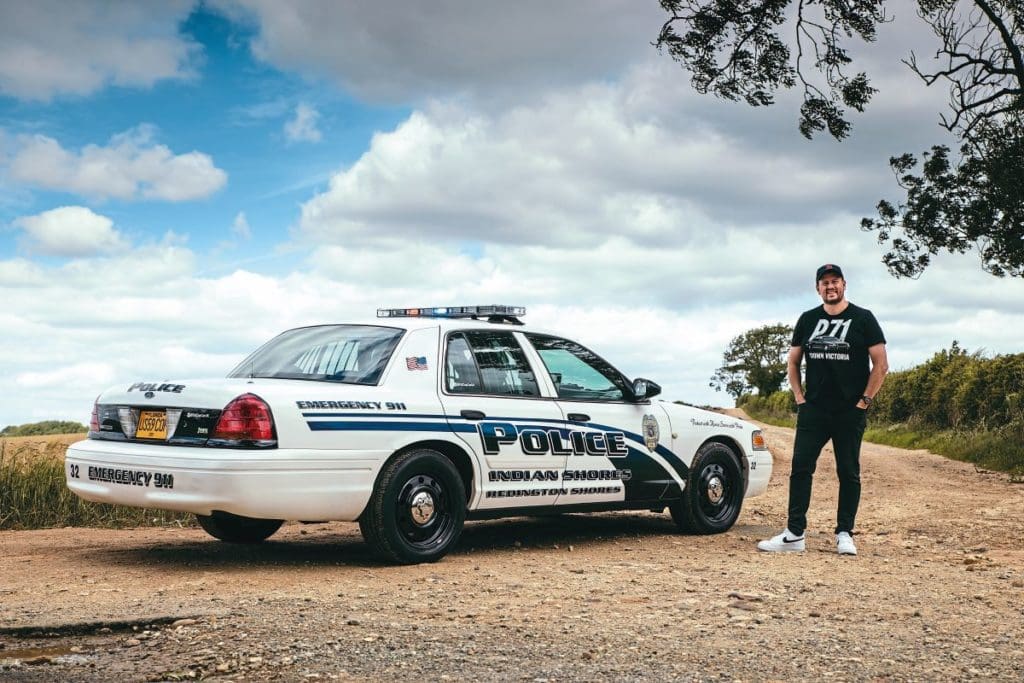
[2,416,1023,682]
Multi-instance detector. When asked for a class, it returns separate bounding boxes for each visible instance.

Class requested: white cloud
[212,212,253,254]
[211,0,664,104]
[58,243,197,294]
[0,258,47,287]
[232,212,252,239]
[296,71,919,251]
[234,98,293,122]
[14,206,128,257]
[16,362,116,389]
[0,1,199,101]
[7,125,227,201]
[284,103,323,143]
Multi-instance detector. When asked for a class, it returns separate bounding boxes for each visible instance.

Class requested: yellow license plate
[136,411,167,440]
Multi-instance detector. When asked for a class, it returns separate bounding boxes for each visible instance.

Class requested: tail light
[89,398,100,434]
[210,393,277,447]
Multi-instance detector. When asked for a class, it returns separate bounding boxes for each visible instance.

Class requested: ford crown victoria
[66,305,772,564]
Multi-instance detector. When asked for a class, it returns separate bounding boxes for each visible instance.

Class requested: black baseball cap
[816,263,844,282]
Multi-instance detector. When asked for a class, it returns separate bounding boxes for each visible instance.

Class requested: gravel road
[2,416,1023,682]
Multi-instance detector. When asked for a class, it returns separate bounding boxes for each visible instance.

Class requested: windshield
[228,325,405,385]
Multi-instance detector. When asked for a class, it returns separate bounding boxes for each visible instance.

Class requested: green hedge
[737,391,797,427]
[738,342,1024,475]
[1,420,88,436]
[870,342,1024,430]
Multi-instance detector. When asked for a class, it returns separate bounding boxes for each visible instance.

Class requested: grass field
[0,433,195,530]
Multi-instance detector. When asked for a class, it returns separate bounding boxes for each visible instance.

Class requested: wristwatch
[860,395,873,408]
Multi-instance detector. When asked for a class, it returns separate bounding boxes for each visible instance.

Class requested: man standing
[758,264,888,556]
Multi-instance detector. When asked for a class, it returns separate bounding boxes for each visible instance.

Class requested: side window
[445,334,482,394]
[446,330,538,396]
[525,334,627,401]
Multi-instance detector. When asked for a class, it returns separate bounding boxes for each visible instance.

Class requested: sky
[2,1,1023,429]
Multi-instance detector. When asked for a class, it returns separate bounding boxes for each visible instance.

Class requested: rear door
[439,328,567,511]
[522,333,684,507]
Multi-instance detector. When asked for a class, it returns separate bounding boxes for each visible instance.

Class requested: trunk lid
[92,378,262,445]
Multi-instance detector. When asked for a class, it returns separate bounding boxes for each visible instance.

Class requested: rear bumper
[65,439,388,521]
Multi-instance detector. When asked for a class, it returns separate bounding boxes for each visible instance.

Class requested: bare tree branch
[975,0,1024,91]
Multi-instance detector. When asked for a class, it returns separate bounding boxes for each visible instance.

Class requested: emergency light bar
[377,305,526,319]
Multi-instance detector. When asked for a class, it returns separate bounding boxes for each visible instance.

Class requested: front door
[522,333,683,507]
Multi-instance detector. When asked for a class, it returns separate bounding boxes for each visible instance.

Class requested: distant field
[0,432,85,464]
[1,432,85,446]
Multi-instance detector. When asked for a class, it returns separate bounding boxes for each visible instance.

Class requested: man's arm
[787,345,805,405]
[857,342,889,409]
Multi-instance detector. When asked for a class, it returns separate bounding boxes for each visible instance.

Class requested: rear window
[228,325,404,385]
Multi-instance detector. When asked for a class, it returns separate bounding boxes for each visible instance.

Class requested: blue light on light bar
[377,305,526,319]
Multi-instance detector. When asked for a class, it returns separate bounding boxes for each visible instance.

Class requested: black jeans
[787,402,867,536]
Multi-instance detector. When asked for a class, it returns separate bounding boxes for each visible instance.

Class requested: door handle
[460,410,486,420]
[567,413,590,422]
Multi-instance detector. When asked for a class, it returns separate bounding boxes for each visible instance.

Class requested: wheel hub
[409,490,436,526]
[705,475,724,504]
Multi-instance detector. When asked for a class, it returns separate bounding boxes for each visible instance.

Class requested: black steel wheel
[196,511,283,543]
[670,442,744,534]
[359,449,465,564]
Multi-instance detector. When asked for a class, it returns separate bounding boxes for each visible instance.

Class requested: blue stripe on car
[303,414,690,481]
[302,412,448,419]
[308,421,477,433]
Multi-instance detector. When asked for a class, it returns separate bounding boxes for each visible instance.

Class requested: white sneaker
[836,532,857,556]
[757,529,805,552]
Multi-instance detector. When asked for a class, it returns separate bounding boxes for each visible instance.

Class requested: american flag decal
[406,356,428,371]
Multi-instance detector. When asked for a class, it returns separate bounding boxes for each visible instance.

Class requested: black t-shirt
[791,302,886,411]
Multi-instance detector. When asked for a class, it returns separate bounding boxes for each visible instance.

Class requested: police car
[66,306,771,564]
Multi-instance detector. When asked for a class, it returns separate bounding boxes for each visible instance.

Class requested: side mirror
[630,378,661,401]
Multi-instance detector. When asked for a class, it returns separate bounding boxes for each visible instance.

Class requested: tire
[359,449,466,564]
[670,442,744,534]
[196,511,283,543]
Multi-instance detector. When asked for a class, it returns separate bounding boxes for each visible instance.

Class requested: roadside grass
[864,422,1024,478]
[0,435,195,530]
[742,405,1024,479]
[747,414,796,430]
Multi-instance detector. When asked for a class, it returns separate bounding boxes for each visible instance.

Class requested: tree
[710,323,794,400]
[656,1,1023,278]
[862,2,1024,277]
[861,115,1024,277]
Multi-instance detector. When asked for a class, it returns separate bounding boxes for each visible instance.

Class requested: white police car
[66,305,771,564]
